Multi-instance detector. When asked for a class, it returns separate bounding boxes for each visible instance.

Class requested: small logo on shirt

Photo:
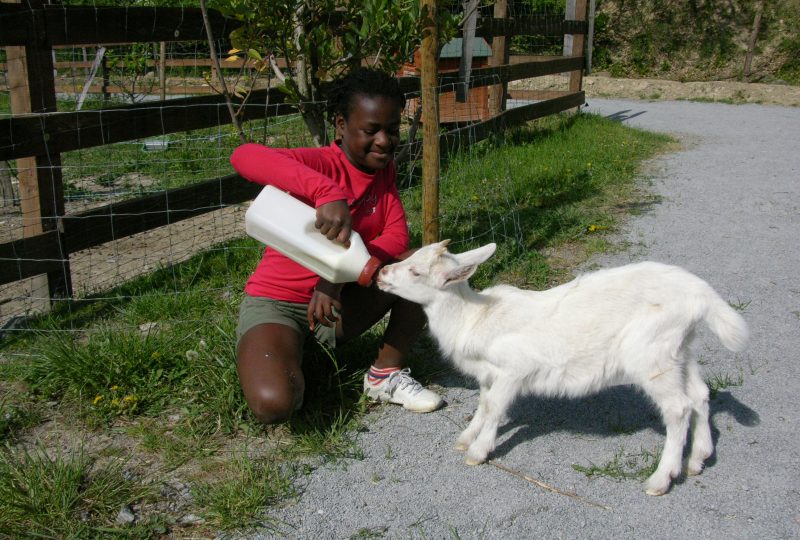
[357,192,378,216]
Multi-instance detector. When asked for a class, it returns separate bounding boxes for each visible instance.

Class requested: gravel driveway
[257,99,800,539]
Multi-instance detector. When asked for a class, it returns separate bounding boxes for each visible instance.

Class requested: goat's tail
[703,289,749,352]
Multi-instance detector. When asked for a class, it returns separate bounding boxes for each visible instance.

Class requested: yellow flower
[110,385,120,391]
[92,395,103,405]
[123,395,137,404]
[111,398,120,407]
[151,351,161,360]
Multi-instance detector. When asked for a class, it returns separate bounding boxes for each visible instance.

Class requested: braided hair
[325,68,406,125]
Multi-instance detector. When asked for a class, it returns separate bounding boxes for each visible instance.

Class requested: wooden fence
[0,1,587,319]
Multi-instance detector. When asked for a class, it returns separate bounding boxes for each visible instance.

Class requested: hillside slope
[592,0,800,84]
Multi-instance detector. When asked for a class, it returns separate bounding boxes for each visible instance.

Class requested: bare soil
[583,74,800,107]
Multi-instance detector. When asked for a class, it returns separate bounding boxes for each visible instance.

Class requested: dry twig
[489,459,611,510]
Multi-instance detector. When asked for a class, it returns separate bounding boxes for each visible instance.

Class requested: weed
[0,392,43,442]
[729,298,751,312]
[571,446,660,482]
[0,444,155,537]
[191,452,296,533]
[23,324,196,422]
[351,526,389,539]
[706,369,744,399]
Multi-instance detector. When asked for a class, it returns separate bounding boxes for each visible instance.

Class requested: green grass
[706,369,744,399]
[0,111,675,535]
[191,451,297,533]
[0,444,159,538]
[0,392,43,444]
[571,446,661,482]
[403,113,674,289]
[58,113,312,197]
[1,91,312,197]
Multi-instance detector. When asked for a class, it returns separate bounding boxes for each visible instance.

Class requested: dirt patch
[582,74,800,106]
[510,75,800,107]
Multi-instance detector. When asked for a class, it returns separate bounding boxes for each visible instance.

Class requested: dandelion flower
[93,395,104,405]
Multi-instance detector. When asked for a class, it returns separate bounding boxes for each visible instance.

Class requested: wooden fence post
[5,0,72,309]
[159,41,167,100]
[566,0,588,94]
[420,0,440,245]
[488,0,509,116]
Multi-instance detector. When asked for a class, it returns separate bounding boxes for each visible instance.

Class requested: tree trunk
[744,0,765,79]
[292,3,326,147]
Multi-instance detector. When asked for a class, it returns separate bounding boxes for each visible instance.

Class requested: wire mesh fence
[0,1,586,337]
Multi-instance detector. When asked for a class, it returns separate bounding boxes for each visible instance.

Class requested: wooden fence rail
[0,2,587,305]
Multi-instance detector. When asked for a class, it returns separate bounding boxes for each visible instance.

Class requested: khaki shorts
[236,294,337,349]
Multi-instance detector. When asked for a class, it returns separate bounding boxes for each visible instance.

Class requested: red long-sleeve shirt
[231,142,409,302]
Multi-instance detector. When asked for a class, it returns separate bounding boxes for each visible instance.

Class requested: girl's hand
[315,200,352,247]
[307,280,344,330]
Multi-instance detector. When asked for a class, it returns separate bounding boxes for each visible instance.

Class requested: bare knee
[236,323,305,425]
[248,387,298,425]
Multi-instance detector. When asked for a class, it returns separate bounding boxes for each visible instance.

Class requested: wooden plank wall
[0,6,587,289]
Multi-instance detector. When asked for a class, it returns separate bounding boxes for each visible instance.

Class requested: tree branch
[200,0,246,144]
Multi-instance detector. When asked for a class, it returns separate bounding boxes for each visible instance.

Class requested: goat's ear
[454,243,496,267]
[441,243,496,287]
[434,239,451,256]
[442,264,479,286]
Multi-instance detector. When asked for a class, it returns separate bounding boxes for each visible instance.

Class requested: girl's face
[336,94,402,174]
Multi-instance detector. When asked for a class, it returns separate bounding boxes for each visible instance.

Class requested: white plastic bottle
[245,185,381,285]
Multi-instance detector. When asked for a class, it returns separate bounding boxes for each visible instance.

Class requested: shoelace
[384,368,423,396]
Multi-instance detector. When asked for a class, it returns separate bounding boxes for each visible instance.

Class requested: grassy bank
[0,112,674,537]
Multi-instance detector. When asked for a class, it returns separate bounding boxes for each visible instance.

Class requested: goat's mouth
[374,277,389,291]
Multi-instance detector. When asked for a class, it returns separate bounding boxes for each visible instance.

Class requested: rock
[178,513,205,525]
[116,505,136,524]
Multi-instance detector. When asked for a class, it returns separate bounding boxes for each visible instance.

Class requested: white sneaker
[363,368,444,413]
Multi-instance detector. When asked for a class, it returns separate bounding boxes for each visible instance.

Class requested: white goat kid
[376,241,749,496]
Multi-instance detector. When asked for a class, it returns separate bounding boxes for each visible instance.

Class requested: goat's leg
[641,368,693,496]
[464,377,518,466]
[685,359,713,475]
[455,384,491,451]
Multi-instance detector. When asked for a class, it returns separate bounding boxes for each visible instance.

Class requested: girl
[230,68,443,424]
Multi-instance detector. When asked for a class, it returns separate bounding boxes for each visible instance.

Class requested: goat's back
[462,262,745,378]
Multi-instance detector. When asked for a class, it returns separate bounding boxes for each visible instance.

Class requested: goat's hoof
[645,477,670,496]
[454,441,468,452]
[686,460,704,476]
[464,455,485,466]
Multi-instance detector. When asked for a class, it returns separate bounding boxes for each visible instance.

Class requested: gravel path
[257,100,800,539]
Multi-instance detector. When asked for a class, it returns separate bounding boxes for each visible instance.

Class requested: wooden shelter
[400,37,493,124]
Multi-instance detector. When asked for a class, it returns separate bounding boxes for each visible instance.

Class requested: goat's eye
[410,268,421,277]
